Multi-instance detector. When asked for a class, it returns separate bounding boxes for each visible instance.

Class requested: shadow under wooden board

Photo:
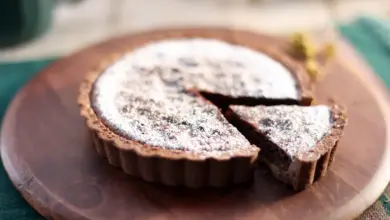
[1,28,390,220]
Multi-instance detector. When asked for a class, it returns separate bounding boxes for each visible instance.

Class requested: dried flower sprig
[290,32,336,82]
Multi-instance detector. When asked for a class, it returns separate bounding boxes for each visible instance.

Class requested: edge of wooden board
[325,35,390,220]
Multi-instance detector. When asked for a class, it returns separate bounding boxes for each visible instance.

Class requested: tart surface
[90,38,309,157]
[79,30,316,187]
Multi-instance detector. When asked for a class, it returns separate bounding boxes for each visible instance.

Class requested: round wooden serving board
[1,28,390,220]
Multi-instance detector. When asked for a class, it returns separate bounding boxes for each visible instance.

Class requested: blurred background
[1,0,390,62]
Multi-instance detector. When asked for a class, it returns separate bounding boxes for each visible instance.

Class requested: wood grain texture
[1,28,390,220]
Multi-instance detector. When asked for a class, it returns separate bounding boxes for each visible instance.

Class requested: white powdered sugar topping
[120,38,299,99]
[92,38,300,155]
[94,89,252,155]
[230,105,332,157]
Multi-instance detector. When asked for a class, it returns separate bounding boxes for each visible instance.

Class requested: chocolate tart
[78,29,314,188]
[225,104,348,191]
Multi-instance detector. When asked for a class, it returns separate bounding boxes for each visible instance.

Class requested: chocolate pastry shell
[78,28,313,188]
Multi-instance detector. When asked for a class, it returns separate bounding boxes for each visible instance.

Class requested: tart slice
[225,104,347,191]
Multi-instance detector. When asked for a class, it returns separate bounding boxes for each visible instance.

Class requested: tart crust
[78,28,313,188]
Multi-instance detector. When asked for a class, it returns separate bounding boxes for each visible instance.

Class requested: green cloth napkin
[1,17,390,219]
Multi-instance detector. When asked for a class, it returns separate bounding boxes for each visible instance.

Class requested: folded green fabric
[340,16,390,88]
[0,16,389,219]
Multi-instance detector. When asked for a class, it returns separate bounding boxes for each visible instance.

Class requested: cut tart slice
[225,104,347,191]
[79,31,314,188]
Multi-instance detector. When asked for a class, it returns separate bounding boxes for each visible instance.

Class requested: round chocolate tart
[79,32,313,188]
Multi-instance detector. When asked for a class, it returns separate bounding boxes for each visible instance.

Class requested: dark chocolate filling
[200,91,301,112]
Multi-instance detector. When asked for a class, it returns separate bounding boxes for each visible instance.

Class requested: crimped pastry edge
[90,130,257,188]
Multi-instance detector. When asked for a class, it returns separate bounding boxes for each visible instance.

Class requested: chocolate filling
[200,91,301,112]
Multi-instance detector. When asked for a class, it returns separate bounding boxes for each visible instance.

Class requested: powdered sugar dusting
[94,88,253,156]
[92,38,300,155]
[125,38,300,99]
[230,105,332,157]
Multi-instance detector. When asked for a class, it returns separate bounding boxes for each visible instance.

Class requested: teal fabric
[1,17,390,219]
[0,59,56,124]
[340,16,390,87]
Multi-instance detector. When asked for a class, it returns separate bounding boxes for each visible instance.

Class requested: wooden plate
[1,28,390,220]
